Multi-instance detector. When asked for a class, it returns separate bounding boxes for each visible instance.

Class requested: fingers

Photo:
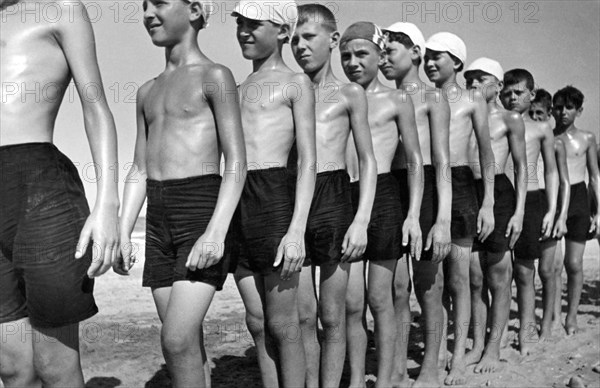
[477,214,483,235]
[75,225,92,259]
[341,234,351,262]
[273,243,284,268]
[412,231,422,261]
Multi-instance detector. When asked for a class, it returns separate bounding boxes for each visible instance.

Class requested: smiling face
[529,102,552,122]
[340,39,382,86]
[235,15,281,60]
[142,0,193,47]
[291,20,335,74]
[500,80,534,114]
[424,49,459,85]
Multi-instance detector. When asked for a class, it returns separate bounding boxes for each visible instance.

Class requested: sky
[50,0,600,206]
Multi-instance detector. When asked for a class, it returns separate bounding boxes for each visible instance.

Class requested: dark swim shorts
[304,170,354,267]
[450,166,479,241]
[0,143,97,328]
[236,167,293,275]
[143,174,230,291]
[473,174,516,253]
[351,173,404,261]
[394,165,438,260]
[565,182,592,242]
[513,190,544,260]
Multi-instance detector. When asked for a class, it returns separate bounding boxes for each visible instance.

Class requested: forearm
[406,153,424,218]
[205,157,246,236]
[513,160,527,215]
[478,147,495,206]
[544,167,559,215]
[591,175,600,213]
[558,179,570,220]
[355,155,377,225]
[120,173,147,238]
[433,160,452,224]
[288,157,316,233]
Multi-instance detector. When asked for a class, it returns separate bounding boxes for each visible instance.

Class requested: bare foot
[518,325,538,356]
[592,362,600,374]
[463,346,484,366]
[565,316,578,336]
[412,373,441,388]
[390,374,411,388]
[438,354,449,371]
[443,358,466,386]
[474,350,504,374]
[500,326,510,349]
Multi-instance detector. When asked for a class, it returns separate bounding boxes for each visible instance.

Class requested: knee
[447,273,469,294]
[245,310,266,339]
[538,266,554,281]
[469,272,484,293]
[319,305,343,331]
[1,353,37,386]
[33,349,68,384]
[345,292,365,318]
[161,328,193,358]
[298,303,317,330]
[368,287,393,313]
[266,314,301,344]
[564,259,583,275]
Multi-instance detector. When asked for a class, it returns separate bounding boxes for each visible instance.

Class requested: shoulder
[340,82,365,99]
[137,79,155,101]
[578,128,598,144]
[203,63,235,83]
[467,88,486,105]
[503,109,524,125]
[288,72,312,88]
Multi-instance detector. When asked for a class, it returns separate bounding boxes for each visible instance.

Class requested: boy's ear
[330,31,340,50]
[577,107,583,116]
[188,1,206,27]
[410,46,421,61]
[278,24,291,43]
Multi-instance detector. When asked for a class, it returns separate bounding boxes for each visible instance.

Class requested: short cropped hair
[297,4,337,32]
[532,89,552,110]
[503,68,535,91]
[385,31,422,66]
[553,86,584,109]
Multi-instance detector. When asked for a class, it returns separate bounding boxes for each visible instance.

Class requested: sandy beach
[75,218,600,388]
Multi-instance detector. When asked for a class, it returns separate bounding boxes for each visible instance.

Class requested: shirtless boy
[500,69,559,355]
[463,58,527,373]
[231,2,317,387]
[1,1,119,386]
[117,1,245,386]
[552,86,600,335]
[341,21,424,388]
[424,32,495,386]
[379,22,452,387]
[290,5,377,387]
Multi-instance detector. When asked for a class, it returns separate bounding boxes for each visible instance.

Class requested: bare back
[142,65,224,180]
[1,1,74,144]
[239,69,299,170]
[556,128,592,184]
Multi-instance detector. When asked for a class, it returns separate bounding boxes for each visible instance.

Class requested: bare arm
[471,91,495,240]
[553,138,570,238]
[395,91,423,258]
[56,0,119,277]
[114,83,151,275]
[541,123,559,239]
[342,84,377,262]
[427,90,451,262]
[505,112,527,247]
[584,131,600,237]
[188,66,247,270]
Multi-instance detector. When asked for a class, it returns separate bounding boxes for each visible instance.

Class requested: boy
[463,58,527,373]
[552,86,600,334]
[1,1,119,386]
[291,5,377,387]
[379,22,452,387]
[424,32,495,386]
[231,2,317,387]
[528,90,571,336]
[341,21,424,388]
[500,69,559,355]
[116,1,246,386]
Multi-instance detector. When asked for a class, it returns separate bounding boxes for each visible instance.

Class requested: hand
[590,214,600,240]
[273,230,305,281]
[341,221,368,263]
[505,213,524,249]
[425,221,451,263]
[477,204,495,242]
[402,215,422,260]
[540,211,554,241]
[76,206,119,278]
[186,230,225,271]
[552,216,568,239]
[113,234,136,276]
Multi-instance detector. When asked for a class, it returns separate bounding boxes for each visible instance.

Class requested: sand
[42,220,600,387]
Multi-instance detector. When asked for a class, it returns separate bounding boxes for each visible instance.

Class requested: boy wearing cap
[552,86,600,335]
[500,69,559,355]
[290,5,377,387]
[379,21,452,387]
[341,21,424,388]
[1,0,119,385]
[117,0,246,386]
[424,32,495,386]
[231,1,316,387]
[463,58,527,373]
[528,89,571,336]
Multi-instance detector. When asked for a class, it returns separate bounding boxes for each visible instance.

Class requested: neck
[396,67,422,90]
[307,60,336,87]
[436,73,458,89]
[555,123,575,134]
[164,37,204,68]
[252,49,284,73]
[362,75,383,92]
[487,98,499,112]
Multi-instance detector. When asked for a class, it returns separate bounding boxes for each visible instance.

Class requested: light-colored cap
[340,21,385,50]
[382,22,425,57]
[425,32,467,65]
[184,0,213,29]
[465,57,504,81]
[232,0,298,36]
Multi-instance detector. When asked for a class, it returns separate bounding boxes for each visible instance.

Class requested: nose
[143,2,155,21]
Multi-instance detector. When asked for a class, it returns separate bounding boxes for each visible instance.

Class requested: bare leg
[346,260,367,388]
[412,258,444,388]
[444,242,471,386]
[0,318,41,387]
[298,266,319,388]
[474,251,511,374]
[464,250,486,367]
[563,239,586,336]
[539,241,558,341]
[552,240,565,331]
[319,262,350,387]
[391,255,411,387]
[235,269,279,388]
[264,271,306,388]
[513,259,537,356]
[32,323,83,387]
[367,259,397,388]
